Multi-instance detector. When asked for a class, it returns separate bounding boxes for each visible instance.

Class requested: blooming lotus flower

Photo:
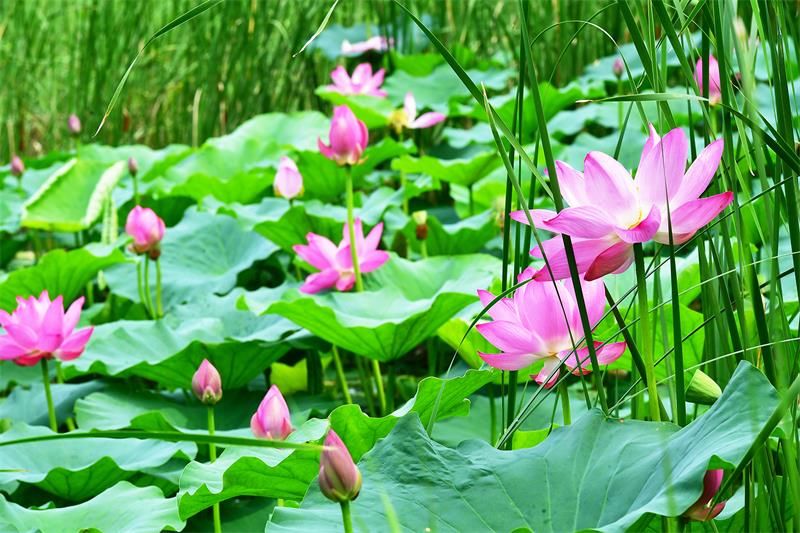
[0,291,94,367]
[684,470,726,521]
[476,269,625,387]
[125,206,166,259]
[613,57,624,78]
[251,384,293,439]
[695,55,722,105]
[318,106,369,166]
[192,359,222,405]
[293,219,389,294]
[10,155,24,177]
[511,126,732,281]
[67,114,82,135]
[274,156,303,200]
[327,64,387,97]
[389,92,446,134]
[341,36,390,55]
[319,429,362,503]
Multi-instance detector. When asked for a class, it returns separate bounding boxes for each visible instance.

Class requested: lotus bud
[250,384,293,439]
[191,359,222,405]
[128,156,139,177]
[318,106,369,166]
[412,210,428,241]
[274,156,304,200]
[10,155,24,177]
[319,429,362,503]
[684,469,726,521]
[684,369,722,405]
[613,57,624,78]
[125,205,166,260]
[67,114,82,136]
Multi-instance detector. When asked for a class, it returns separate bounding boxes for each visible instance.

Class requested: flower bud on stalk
[319,429,362,503]
[67,114,82,136]
[10,155,24,177]
[128,157,139,177]
[192,359,222,405]
[413,210,428,241]
[250,385,293,440]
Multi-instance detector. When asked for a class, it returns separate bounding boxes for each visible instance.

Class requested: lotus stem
[55,362,76,431]
[560,380,572,426]
[340,500,353,533]
[344,167,363,292]
[143,256,155,319]
[371,360,387,416]
[136,260,149,317]
[41,359,57,433]
[633,243,660,422]
[331,345,352,404]
[207,406,222,533]
[505,370,518,447]
[155,259,164,319]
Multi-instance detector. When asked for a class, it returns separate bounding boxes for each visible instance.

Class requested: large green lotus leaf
[402,209,498,256]
[0,423,194,501]
[0,481,184,532]
[176,419,327,519]
[104,209,276,310]
[315,89,395,129]
[250,187,404,253]
[269,362,777,532]
[392,150,501,188]
[267,254,499,361]
[0,244,126,312]
[21,158,125,231]
[0,381,105,428]
[0,189,22,233]
[168,168,274,204]
[67,304,298,388]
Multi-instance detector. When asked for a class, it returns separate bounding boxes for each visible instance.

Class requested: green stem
[331,345,352,404]
[355,357,376,415]
[340,500,353,533]
[155,259,164,319]
[633,243,660,422]
[55,362,76,431]
[133,173,140,205]
[420,240,428,259]
[560,380,572,425]
[143,257,155,319]
[208,406,221,533]
[371,359,386,415]
[489,386,497,445]
[344,167,363,292]
[41,359,57,432]
[505,370,518,447]
[400,171,409,214]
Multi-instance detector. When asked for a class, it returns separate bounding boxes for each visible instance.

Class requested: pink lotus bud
[67,114,82,136]
[128,157,139,177]
[318,106,369,166]
[694,55,722,105]
[250,384,293,439]
[319,429,362,503]
[613,57,624,78]
[191,359,222,405]
[125,205,166,259]
[683,469,726,521]
[274,156,304,200]
[10,155,24,177]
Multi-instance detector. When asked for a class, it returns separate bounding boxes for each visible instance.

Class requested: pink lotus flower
[476,269,625,387]
[319,429,362,503]
[511,126,732,281]
[10,155,24,177]
[684,469,726,521]
[251,384,293,440]
[327,64,387,97]
[192,359,222,405]
[293,219,389,294]
[125,206,166,259]
[695,54,722,105]
[0,291,94,367]
[390,92,446,133]
[274,156,304,200]
[318,106,369,166]
[341,36,390,55]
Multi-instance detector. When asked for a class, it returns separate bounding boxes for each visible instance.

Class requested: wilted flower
[67,114,82,136]
[613,57,624,78]
[318,106,369,166]
[694,54,722,105]
[10,155,24,177]
[293,219,389,294]
[274,156,304,200]
[476,269,625,387]
[125,206,166,259]
[327,64,387,97]
[511,125,732,280]
[0,291,94,366]
[128,156,139,177]
[319,429,362,503]
[684,470,726,521]
[389,92,446,134]
[341,36,390,55]
[251,384,293,440]
[192,359,222,405]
